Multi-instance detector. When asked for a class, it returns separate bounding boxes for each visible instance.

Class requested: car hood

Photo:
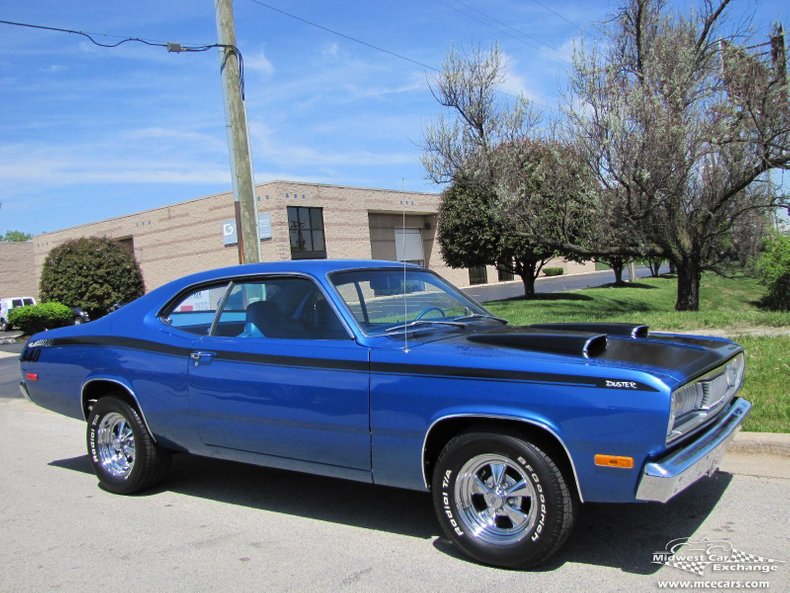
[374,322,742,388]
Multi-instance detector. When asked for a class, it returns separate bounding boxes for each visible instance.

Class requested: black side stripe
[55,336,188,356]
[49,335,658,391]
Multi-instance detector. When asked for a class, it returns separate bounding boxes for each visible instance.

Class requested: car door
[187,275,371,471]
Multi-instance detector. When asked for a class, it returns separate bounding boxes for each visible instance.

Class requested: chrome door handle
[190,351,216,366]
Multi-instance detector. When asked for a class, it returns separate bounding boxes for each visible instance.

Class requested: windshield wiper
[452,313,508,324]
[383,319,468,334]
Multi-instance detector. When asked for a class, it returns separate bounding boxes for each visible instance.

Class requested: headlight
[667,353,745,443]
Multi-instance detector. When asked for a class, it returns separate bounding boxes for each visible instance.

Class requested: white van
[0,296,36,331]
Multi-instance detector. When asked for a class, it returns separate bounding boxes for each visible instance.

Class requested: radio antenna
[400,197,410,353]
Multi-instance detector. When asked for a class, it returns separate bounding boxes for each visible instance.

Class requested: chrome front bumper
[635,398,751,503]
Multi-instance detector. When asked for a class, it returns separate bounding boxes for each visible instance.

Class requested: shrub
[542,267,564,277]
[8,302,72,334]
[756,233,790,311]
[40,237,145,319]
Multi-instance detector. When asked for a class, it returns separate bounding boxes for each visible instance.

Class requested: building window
[115,236,135,255]
[497,267,514,282]
[468,265,488,285]
[288,206,326,260]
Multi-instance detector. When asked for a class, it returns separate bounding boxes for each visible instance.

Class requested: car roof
[166,259,419,288]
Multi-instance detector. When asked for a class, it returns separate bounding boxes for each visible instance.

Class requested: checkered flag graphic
[655,545,785,576]
[728,548,784,566]
[662,557,710,576]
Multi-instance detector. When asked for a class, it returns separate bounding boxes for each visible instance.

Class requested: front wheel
[432,431,577,568]
[86,396,171,494]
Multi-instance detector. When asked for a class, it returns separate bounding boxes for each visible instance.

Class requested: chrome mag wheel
[454,453,538,545]
[96,411,136,478]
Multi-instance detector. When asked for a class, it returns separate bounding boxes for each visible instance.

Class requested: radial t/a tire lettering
[86,395,171,495]
[432,431,577,568]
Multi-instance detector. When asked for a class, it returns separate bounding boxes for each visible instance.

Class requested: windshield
[330,268,497,335]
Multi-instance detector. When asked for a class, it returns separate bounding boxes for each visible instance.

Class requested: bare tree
[422,45,540,186]
[424,45,593,296]
[567,0,789,310]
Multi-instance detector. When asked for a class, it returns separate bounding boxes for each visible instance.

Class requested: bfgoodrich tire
[432,431,577,568]
[86,396,171,494]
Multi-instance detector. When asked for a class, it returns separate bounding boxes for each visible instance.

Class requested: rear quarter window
[162,283,230,335]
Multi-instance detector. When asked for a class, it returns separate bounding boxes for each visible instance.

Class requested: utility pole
[214,0,260,264]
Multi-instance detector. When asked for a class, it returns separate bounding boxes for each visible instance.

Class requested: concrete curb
[730,431,790,459]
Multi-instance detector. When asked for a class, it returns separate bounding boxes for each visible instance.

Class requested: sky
[0,0,787,236]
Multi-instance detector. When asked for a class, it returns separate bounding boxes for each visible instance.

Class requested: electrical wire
[435,0,571,64]
[0,19,247,97]
[244,0,560,110]
[246,0,440,72]
[528,0,591,36]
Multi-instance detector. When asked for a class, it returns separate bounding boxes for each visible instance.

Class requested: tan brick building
[21,180,592,298]
[0,241,36,298]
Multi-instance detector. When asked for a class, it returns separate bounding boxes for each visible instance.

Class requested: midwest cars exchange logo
[652,537,784,577]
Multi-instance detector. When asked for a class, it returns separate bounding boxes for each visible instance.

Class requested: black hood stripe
[45,335,658,391]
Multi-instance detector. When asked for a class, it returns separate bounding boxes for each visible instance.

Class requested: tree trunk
[612,262,625,285]
[648,259,662,277]
[675,257,701,311]
[520,272,536,298]
[518,259,539,298]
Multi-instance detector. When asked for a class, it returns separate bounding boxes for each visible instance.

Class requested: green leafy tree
[40,237,145,318]
[438,179,554,297]
[756,232,790,310]
[2,230,32,242]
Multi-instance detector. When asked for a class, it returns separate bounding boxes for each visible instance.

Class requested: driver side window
[216,278,348,340]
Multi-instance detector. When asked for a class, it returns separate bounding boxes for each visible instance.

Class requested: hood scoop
[467,329,608,358]
[530,322,649,339]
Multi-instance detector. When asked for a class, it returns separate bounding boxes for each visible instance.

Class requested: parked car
[0,295,36,331]
[71,306,90,325]
[18,260,749,568]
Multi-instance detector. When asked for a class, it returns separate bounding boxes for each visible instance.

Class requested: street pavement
[0,398,787,593]
[462,266,666,303]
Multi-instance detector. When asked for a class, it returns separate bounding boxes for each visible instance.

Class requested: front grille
[667,353,745,443]
[701,372,730,409]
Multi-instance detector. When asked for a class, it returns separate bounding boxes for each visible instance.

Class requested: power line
[528,0,590,36]
[244,0,559,111]
[0,18,247,97]
[435,0,571,63]
[246,0,439,72]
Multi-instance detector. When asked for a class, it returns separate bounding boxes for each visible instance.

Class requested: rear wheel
[432,431,577,568]
[86,396,171,494]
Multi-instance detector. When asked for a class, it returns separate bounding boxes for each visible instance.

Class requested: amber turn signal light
[594,454,634,469]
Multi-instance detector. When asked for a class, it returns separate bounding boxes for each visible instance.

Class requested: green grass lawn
[484,273,789,433]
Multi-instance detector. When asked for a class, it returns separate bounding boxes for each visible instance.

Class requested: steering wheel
[415,306,446,320]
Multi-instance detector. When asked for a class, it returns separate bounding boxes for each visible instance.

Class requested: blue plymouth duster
[19,260,750,568]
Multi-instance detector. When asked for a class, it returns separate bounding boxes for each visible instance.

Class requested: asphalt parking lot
[1,390,788,591]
